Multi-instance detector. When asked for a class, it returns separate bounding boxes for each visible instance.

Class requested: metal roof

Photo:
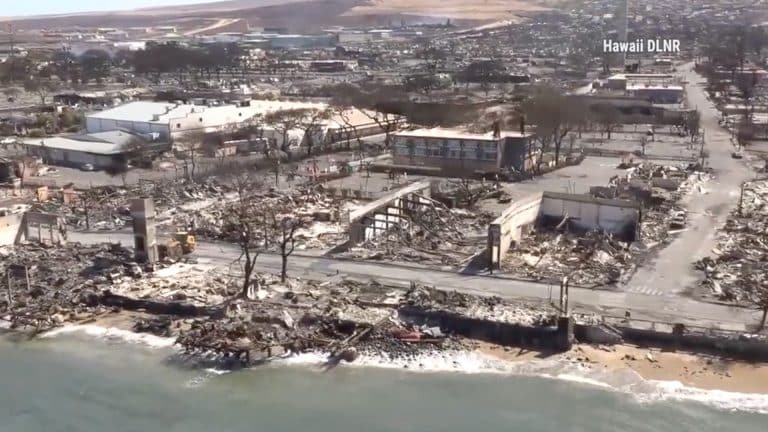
[20,133,141,155]
[395,128,533,141]
[86,101,184,123]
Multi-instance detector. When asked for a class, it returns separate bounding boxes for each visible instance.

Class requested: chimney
[519,116,526,135]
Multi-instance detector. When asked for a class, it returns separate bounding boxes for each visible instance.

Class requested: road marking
[627,286,665,296]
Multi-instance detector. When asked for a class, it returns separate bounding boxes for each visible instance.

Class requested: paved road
[625,63,753,297]
[68,231,759,331]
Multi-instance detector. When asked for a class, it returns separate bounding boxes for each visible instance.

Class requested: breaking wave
[39,324,176,349]
[277,349,768,414]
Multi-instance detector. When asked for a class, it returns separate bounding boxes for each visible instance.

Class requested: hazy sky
[6,0,215,16]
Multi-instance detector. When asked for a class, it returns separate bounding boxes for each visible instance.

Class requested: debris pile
[432,179,500,208]
[400,284,571,326]
[33,186,131,230]
[339,202,493,268]
[505,231,633,286]
[109,262,229,306]
[695,180,768,303]
[174,278,594,368]
[0,242,138,332]
[171,186,349,251]
[174,278,466,366]
[36,178,234,231]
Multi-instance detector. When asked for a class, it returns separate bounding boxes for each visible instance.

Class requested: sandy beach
[477,341,768,394]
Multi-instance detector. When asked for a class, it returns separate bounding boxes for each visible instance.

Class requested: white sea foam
[276,349,768,414]
[632,379,768,414]
[40,324,176,349]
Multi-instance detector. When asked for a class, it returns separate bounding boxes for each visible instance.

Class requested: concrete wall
[575,322,768,362]
[488,192,543,268]
[629,87,684,104]
[130,198,158,263]
[0,213,24,246]
[539,194,639,237]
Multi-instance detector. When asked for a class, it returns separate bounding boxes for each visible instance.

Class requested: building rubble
[1,241,599,368]
[623,162,712,245]
[504,230,635,286]
[695,180,768,303]
[34,178,235,231]
[0,242,139,331]
[503,162,711,287]
[170,186,352,251]
[174,279,599,367]
[337,205,494,269]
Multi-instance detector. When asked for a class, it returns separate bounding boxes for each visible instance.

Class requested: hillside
[2,0,550,30]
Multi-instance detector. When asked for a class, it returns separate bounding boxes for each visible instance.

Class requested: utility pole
[6,23,15,83]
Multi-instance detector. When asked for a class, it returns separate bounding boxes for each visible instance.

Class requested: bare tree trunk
[242,247,253,297]
[280,225,296,282]
[190,149,197,180]
[760,306,768,331]
[281,254,288,283]
[273,161,280,187]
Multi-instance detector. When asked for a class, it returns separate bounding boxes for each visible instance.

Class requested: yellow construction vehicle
[157,232,196,260]
[174,232,197,254]
[158,239,183,260]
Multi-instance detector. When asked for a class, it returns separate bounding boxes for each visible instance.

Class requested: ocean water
[1,329,767,432]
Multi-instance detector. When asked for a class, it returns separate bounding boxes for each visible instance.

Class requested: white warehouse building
[85,100,401,148]
[86,100,326,143]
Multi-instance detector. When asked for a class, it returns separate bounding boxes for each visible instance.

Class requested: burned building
[488,191,641,270]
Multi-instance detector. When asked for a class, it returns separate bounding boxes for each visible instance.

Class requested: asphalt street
[625,63,753,297]
[68,230,758,331]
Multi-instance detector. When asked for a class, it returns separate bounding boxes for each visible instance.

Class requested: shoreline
[20,317,768,403]
[8,303,768,397]
[476,341,768,395]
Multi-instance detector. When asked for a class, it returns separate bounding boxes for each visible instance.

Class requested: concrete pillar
[556,317,575,352]
[130,198,158,263]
